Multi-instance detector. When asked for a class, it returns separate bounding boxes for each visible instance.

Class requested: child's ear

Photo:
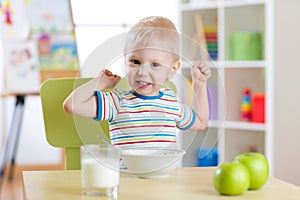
[168,60,181,79]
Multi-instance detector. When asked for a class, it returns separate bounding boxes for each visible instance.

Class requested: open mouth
[136,81,151,89]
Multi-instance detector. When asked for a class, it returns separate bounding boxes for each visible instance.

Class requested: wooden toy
[189,13,208,61]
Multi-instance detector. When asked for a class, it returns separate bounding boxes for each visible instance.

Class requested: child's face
[125,48,179,96]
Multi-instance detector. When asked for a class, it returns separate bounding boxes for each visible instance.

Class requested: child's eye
[151,62,160,68]
[132,59,140,65]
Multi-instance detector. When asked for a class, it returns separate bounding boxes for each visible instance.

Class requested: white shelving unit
[178,0,273,172]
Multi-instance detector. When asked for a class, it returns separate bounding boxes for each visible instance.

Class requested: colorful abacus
[205,27,218,60]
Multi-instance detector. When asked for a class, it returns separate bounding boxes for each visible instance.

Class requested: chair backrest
[40,77,176,170]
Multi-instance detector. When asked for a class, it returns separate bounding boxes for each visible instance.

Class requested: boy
[63,16,211,150]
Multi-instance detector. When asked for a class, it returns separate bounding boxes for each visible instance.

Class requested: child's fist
[191,61,211,83]
[100,69,121,88]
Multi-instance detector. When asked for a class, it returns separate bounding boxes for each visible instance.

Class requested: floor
[1,174,23,200]
[0,164,63,200]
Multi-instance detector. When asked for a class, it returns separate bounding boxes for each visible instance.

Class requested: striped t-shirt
[94,88,196,149]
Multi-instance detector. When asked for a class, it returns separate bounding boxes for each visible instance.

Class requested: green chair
[40,77,176,170]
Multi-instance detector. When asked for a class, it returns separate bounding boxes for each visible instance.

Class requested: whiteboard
[4,39,40,94]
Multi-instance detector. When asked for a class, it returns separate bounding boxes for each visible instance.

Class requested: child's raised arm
[63,69,121,118]
[189,61,211,130]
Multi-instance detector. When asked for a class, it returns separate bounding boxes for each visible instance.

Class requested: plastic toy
[240,88,251,121]
[251,94,265,123]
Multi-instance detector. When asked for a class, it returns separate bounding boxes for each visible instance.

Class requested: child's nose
[138,64,150,76]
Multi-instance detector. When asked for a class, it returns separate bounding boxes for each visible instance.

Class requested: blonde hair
[124,16,180,61]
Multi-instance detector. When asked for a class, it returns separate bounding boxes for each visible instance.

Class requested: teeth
[138,81,149,85]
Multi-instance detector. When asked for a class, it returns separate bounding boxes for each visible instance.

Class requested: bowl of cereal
[121,148,186,178]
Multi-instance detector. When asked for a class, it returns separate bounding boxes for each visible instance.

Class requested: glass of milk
[81,144,120,198]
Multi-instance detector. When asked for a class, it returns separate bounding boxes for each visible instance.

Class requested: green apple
[213,162,250,195]
[234,152,269,190]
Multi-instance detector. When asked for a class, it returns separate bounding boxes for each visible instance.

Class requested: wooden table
[22,167,300,200]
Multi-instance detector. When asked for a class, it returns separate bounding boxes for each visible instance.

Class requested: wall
[3,96,62,165]
[273,0,300,186]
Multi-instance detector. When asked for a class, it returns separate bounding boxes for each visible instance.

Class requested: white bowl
[121,148,186,178]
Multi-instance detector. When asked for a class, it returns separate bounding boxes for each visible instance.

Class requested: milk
[82,157,119,188]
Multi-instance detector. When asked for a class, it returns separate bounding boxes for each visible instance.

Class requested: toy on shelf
[2,1,13,25]
[205,26,218,60]
[251,94,265,123]
[189,13,218,61]
[240,88,252,121]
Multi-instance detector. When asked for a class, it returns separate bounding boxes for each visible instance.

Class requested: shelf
[223,60,266,68]
[180,60,220,69]
[180,0,271,166]
[224,0,266,8]
[182,0,266,11]
[181,1,219,11]
[208,120,266,131]
[181,60,265,69]
[208,120,220,128]
[224,121,266,131]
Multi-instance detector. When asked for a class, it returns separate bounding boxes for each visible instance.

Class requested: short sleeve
[176,104,196,130]
[93,90,119,122]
